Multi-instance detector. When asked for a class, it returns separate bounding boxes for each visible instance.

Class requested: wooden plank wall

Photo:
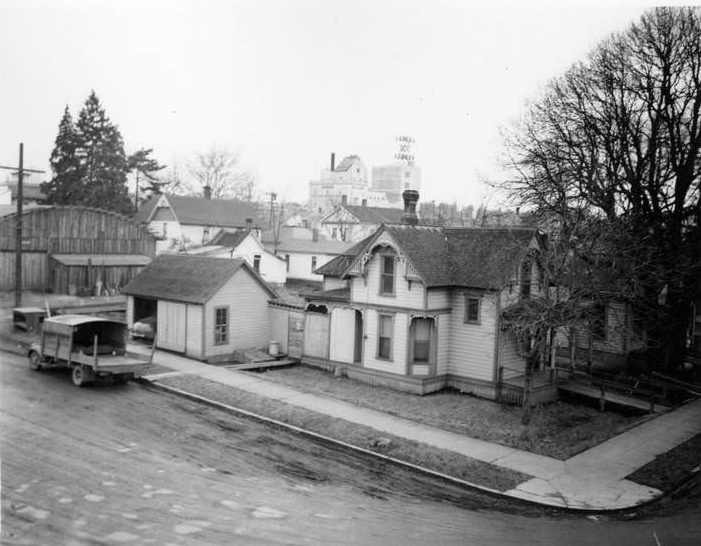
[0,207,157,291]
[0,250,47,291]
[0,207,157,255]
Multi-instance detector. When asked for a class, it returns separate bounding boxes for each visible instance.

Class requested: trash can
[268,341,280,357]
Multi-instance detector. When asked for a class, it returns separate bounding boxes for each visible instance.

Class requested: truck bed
[71,352,151,375]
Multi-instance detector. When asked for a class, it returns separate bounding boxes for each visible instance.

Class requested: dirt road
[2,351,699,545]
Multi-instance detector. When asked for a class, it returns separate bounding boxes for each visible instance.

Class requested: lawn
[252,363,648,460]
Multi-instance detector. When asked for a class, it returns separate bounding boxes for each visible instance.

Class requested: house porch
[497,368,562,406]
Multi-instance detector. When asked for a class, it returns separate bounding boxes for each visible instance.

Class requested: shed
[122,254,278,361]
[0,206,157,293]
[50,254,152,296]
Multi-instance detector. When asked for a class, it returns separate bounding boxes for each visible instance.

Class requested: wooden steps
[226,358,297,371]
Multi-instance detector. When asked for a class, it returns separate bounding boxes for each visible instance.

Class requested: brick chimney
[203,185,212,200]
[361,198,367,207]
[245,218,252,232]
[401,190,419,225]
[341,194,348,206]
[331,152,336,171]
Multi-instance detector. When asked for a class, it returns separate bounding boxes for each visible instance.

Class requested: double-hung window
[380,255,395,295]
[378,314,393,360]
[253,254,261,272]
[214,307,229,345]
[413,318,431,362]
[465,295,481,324]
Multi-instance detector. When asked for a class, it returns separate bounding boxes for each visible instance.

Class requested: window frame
[253,254,261,273]
[591,302,608,341]
[311,255,317,272]
[464,295,481,325]
[214,306,229,346]
[411,317,432,363]
[520,258,532,299]
[379,253,396,296]
[377,313,394,360]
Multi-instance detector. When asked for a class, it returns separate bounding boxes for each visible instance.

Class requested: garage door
[157,301,186,353]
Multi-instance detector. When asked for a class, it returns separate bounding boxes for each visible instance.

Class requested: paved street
[2,351,701,545]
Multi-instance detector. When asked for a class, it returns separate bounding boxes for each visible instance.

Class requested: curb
[138,375,664,515]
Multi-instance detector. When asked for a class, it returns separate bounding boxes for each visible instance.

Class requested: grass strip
[627,433,701,492]
[155,374,532,492]
[253,365,648,460]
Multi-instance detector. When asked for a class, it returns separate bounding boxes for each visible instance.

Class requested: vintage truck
[27,315,152,387]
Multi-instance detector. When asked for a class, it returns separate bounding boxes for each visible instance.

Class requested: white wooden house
[122,255,277,361]
[185,230,287,286]
[319,203,405,243]
[271,191,547,398]
[262,226,352,283]
[134,193,261,253]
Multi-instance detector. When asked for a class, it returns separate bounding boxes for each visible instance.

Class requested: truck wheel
[28,352,43,371]
[72,366,89,387]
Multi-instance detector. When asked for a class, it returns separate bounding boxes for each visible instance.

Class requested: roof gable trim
[343,227,428,286]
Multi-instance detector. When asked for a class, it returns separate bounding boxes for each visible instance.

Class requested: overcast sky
[1,0,652,207]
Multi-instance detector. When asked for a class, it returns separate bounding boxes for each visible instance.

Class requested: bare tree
[501,7,701,373]
[188,148,256,200]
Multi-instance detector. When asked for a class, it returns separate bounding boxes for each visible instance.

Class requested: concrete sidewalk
[133,346,701,511]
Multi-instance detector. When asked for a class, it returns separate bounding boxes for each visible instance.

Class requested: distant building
[185,230,287,286]
[134,190,262,254]
[308,154,389,213]
[320,203,407,243]
[0,172,47,208]
[262,225,352,283]
[371,164,421,206]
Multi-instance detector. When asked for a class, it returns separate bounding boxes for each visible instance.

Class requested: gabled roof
[314,235,375,276]
[135,194,260,228]
[445,228,540,289]
[209,230,250,248]
[325,224,541,290]
[122,254,277,304]
[334,155,361,172]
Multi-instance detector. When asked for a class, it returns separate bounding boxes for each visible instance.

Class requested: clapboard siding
[447,292,497,382]
[203,269,271,356]
[351,253,425,310]
[435,314,451,375]
[185,304,204,359]
[363,309,408,374]
[427,288,450,309]
[323,277,348,291]
[499,330,526,378]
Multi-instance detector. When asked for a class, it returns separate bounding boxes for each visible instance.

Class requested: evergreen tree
[42,106,82,205]
[128,147,166,206]
[75,91,132,214]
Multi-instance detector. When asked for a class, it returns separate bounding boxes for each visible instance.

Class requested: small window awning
[51,254,152,267]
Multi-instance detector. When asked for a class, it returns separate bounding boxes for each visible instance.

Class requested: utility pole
[134,169,140,211]
[0,143,45,307]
